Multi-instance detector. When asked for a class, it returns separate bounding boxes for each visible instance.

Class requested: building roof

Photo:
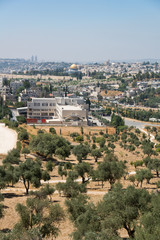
[70,64,78,70]
[58,105,82,111]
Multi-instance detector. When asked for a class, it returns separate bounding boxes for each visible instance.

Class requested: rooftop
[58,105,82,111]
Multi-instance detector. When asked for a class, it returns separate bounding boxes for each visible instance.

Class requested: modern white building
[27,97,88,126]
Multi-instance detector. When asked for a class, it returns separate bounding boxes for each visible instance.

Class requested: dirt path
[139,128,155,143]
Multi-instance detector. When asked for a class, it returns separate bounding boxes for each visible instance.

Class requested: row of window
[29,109,54,111]
[34,102,55,107]
[28,113,54,116]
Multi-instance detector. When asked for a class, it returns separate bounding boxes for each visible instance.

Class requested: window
[41,113,48,116]
[34,103,40,106]
[42,103,48,106]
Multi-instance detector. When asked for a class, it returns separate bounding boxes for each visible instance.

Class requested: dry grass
[0,126,160,239]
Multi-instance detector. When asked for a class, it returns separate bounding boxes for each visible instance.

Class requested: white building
[27,97,88,126]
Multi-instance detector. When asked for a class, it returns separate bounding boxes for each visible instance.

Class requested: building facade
[27,97,88,126]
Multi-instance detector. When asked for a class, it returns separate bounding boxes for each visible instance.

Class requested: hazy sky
[0,0,160,62]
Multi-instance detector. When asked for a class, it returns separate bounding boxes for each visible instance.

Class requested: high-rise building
[31,56,34,62]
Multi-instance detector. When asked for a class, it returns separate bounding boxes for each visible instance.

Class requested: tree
[18,158,50,194]
[73,144,90,163]
[74,162,92,183]
[111,113,124,128]
[0,166,6,190]
[98,184,151,239]
[91,149,102,162]
[96,137,106,148]
[149,158,160,177]
[0,193,4,220]
[4,165,19,187]
[93,154,125,188]
[16,116,26,124]
[14,196,64,239]
[135,193,160,240]
[75,135,84,143]
[136,169,152,188]
[56,176,87,198]
[30,184,55,202]
[30,133,70,159]
[18,130,29,141]
[55,144,71,160]
[49,127,56,134]
[58,165,67,179]
[23,80,30,89]
[3,148,20,165]
[80,126,84,135]
[46,160,54,172]
[142,140,155,157]
[22,147,30,159]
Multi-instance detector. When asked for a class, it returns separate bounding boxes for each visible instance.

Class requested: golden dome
[70,64,78,70]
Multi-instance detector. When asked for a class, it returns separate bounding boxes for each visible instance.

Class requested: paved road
[104,116,160,129]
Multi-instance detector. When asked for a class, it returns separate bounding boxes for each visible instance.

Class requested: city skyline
[0,0,160,62]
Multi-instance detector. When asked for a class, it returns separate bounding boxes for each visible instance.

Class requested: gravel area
[0,123,17,154]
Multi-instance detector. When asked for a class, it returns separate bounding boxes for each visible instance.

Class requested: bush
[16,116,26,124]
[76,135,84,142]
[49,128,56,134]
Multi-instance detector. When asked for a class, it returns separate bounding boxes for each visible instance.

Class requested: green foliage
[73,144,90,162]
[95,137,106,148]
[111,113,124,128]
[22,147,30,158]
[142,140,155,157]
[136,169,153,187]
[144,157,160,177]
[75,135,84,142]
[99,184,151,239]
[16,116,26,124]
[30,184,55,201]
[56,177,87,198]
[49,127,56,134]
[37,129,44,134]
[0,193,4,219]
[119,106,160,122]
[0,98,12,119]
[3,148,20,165]
[46,160,54,172]
[135,194,160,240]
[4,165,19,187]
[18,158,50,194]
[92,154,125,188]
[18,130,29,141]
[12,195,64,239]
[80,126,84,135]
[132,160,143,168]
[70,132,80,139]
[58,165,67,179]
[30,133,71,159]
[66,184,151,240]
[74,162,92,183]
[16,141,22,151]
[0,166,6,190]
[91,149,102,162]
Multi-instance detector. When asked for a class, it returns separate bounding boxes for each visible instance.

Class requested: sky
[0,0,160,62]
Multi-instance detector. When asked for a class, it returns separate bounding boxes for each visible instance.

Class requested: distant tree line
[117,107,160,122]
